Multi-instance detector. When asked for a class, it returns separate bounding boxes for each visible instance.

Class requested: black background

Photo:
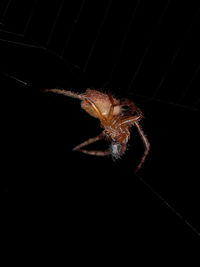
[1,0,200,246]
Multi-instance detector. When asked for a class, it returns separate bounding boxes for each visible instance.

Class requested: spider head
[110,142,122,160]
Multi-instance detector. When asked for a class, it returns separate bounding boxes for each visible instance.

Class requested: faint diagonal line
[178,63,200,104]
[26,38,83,73]
[1,72,30,86]
[152,7,200,99]
[135,173,200,237]
[129,91,199,111]
[128,42,151,90]
[0,28,24,37]
[1,0,12,22]
[46,0,65,47]
[128,0,171,91]
[151,50,180,99]
[45,47,82,72]
[107,0,141,83]
[23,0,38,35]
[0,37,45,49]
[83,0,113,71]
[60,0,86,58]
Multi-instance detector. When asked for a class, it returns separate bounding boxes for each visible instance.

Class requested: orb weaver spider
[44,88,150,172]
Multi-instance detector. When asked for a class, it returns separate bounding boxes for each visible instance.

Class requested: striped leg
[73,134,110,156]
[134,122,150,172]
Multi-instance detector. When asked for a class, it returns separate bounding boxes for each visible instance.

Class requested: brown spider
[44,88,150,172]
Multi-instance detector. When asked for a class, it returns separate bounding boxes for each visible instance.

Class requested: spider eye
[110,142,121,159]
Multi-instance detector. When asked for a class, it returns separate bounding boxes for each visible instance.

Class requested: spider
[44,88,150,172]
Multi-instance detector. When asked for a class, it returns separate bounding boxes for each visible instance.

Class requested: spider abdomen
[81,89,121,118]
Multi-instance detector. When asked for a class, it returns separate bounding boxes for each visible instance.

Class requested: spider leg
[73,134,110,156]
[119,114,142,126]
[76,149,110,156]
[43,89,85,100]
[134,122,150,172]
[44,88,106,122]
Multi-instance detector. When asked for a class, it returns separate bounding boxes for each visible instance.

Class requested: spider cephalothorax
[44,88,150,172]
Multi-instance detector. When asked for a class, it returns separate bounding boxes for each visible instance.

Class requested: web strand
[178,63,200,104]
[129,91,199,112]
[0,0,12,23]
[60,0,86,58]
[83,0,113,71]
[0,37,44,49]
[107,0,141,83]
[135,173,200,237]
[1,73,199,236]
[46,0,65,47]
[128,0,171,92]
[152,7,200,99]
[1,72,30,86]
[23,0,38,35]
[0,1,199,225]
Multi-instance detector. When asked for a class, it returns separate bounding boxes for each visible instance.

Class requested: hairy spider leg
[44,89,110,155]
[73,134,110,156]
[42,89,86,100]
[44,88,106,122]
[119,114,142,126]
[134,122,150,172]
[73,98,110,156]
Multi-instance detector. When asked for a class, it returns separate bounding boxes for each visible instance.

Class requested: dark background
[1,0,200,244]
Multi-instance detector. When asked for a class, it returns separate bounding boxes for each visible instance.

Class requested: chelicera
[44,88,150,172]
